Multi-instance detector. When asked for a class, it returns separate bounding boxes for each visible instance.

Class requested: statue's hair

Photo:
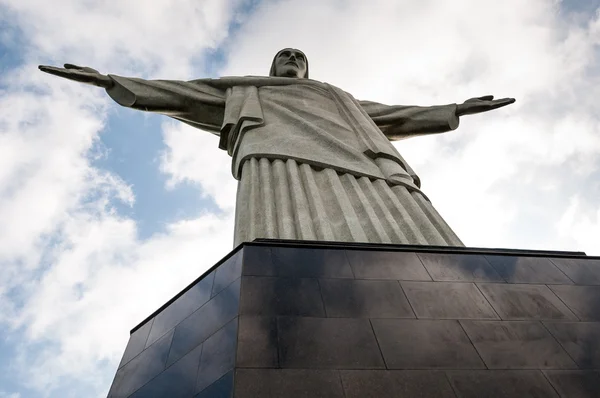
[269,48,309,78]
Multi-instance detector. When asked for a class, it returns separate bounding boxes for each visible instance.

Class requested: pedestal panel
[108,241,600,397]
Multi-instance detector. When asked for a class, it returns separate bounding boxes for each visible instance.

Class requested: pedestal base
[108,240,600,397]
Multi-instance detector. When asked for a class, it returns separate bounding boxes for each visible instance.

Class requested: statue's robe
[106,75,464,247]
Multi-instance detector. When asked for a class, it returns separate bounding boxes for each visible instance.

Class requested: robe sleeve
[359,100,460,141]
[105,75,227,134]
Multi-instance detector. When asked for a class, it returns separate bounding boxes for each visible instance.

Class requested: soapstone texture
[40,49,514,246]
[103,73,463,247]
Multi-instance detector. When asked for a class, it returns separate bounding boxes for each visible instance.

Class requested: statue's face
[273,49,307,78]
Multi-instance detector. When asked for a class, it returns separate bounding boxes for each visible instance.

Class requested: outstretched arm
[39,64,226,133]
[361,95,515,141]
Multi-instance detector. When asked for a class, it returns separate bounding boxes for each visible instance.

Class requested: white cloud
[0,66,235,392]
[0,392,21,398]
[557,195,600,253]
[9,212,233,395]
[0,0,599,397]
[0,0,240,396]
[160,122,237,211]
[0,0,242,77]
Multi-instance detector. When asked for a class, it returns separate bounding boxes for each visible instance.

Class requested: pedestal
[107,240,600,397]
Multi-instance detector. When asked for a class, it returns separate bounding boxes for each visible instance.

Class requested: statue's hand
[38,64,113,89]
[456,95,515,116]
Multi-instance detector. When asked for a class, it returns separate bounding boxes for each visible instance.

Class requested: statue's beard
[277,66,302,78]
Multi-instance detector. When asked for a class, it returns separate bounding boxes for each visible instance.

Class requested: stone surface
[236,316,278,368]
[460,320,576,369]
[129,343,203,398]
[109,330,174,397]
[234,369,345,398]
[484,255,572,284]
[194,371,233,398]
[543,322,600,368]
[417,253,503,282]
[167,278,240,367]
[277,317,385,369]
[345,250,431,280]
[402,281,498,319]
[212,250,243,297]
[195,319,238,394]
[544,370,600,398]
[240,276,325,316]
[108,243,600,397]
[446,370,559,397]
[320,279,414,318]
[477,283,577,320]
[549,285,600,321]
[145,271,215,348]
[241,245,275,276]
[550,258,600,285]
[371,319,485,369]
[340,370,455,398]
[270,246,353,278]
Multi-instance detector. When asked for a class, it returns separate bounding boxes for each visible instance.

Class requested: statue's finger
[39,65,62,71]
[64,63,82,70]
[39,65,68,75]
[478,95,494,101]
[490,98,515,109]
[38,65,88,81]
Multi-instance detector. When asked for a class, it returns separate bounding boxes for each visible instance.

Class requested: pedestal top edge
[250,239,591,259]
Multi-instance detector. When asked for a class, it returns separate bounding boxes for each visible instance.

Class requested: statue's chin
[275,66,301,78]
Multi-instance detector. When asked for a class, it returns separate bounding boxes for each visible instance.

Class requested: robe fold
[106,75,463,247]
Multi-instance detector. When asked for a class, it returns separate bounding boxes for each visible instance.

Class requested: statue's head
[269,48,309,78]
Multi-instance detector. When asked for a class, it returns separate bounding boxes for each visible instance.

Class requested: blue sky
[0,0,599,397]
[92,112,220,240]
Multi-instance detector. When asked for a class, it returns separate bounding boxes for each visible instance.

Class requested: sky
[0,0,598,396]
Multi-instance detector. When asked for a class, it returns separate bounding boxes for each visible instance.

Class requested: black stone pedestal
[108,240,600,397]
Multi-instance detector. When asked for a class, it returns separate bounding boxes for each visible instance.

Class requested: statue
[40,48,514,247]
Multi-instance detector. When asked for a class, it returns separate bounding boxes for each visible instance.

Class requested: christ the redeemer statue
[40,48,514,247]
